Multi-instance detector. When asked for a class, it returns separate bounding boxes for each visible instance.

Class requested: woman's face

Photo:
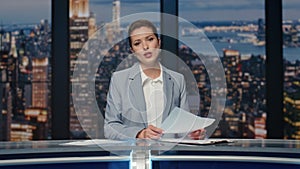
[130,26,161,67]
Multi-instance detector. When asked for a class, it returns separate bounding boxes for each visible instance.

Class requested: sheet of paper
[60,139,126,146]
[159,138,234,145]
[161,107,215,134]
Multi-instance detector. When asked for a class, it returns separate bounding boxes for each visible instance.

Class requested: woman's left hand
[188,129,206,140]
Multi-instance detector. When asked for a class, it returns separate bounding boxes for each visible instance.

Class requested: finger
[148,125,163,134]
[144,132,160,139]
[192,129,206,135]
[147,129,162,137]
[190,136,200,140]
[144,129,163,139]
[149,134,161,140]
[189,133,199,138]
[138,129,146,139]
[189,134,200,140]
[191,129,204,133]
[189,129,206,140]
[189,130,200,136]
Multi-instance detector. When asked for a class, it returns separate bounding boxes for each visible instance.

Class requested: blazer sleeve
[104,74,143,140]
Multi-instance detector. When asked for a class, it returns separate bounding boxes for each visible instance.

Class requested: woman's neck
[141,63,161,79]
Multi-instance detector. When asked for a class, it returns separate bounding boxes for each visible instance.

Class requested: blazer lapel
[128,63,147,126]
[162,68,174,121]
[127,63,174,125]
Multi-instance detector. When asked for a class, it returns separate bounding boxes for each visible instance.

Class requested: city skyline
[0,0,300,24]
[0,0,299,141]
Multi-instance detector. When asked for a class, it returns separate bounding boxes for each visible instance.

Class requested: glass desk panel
[152,161,300,169]
[1,139,300,169]
[0,162,129,169]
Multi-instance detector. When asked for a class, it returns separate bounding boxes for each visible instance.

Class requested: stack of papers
[60,139,126,146]
[161,107,215,134]
[159,138,234,145]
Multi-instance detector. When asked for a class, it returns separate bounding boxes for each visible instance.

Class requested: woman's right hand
[137,125,163,139]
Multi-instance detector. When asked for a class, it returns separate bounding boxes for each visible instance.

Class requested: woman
[104,19,205,140]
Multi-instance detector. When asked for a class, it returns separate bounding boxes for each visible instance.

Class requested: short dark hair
[128,19,159,48]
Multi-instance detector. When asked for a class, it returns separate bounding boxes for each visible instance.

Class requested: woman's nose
[142,42,149,50]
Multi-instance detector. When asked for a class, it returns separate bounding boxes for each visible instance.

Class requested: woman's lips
[144,52,152,58]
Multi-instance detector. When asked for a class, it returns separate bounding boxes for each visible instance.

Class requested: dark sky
[90,0,300,22]
[0,0,51,24]
[0,0,299,24]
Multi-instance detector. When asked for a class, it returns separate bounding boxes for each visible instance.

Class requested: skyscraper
[284,80,300,139]
[32,58,48,108]
[88,12,97,38]
[112,0,120,33]
[257,18,265,42]
[69,0,100,139]
[69,0,90,58]
[70,0,89,18]
[222,49,244,137]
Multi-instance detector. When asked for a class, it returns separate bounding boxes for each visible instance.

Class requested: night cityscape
[0,20,51,141]
[0,0,300,141]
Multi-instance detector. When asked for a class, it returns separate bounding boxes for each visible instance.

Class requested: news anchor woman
[104,19,204,140]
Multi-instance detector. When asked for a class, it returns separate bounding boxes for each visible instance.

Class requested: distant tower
[88,12,96,38]
[70,0,89,18]
[284,83,300,139]
[69,0,100,139]
[223,49,241,85]
[22,57,49,140]
[9,36,18,58]
[69,0,90,57]
[112,0,120,33]
[257,18,265,42]
[32,58,48,109]
[8,36,18,115]
[222,49,244,137]
[40,19,50,33]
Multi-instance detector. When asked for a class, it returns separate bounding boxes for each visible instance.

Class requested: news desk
[0,139,300,169]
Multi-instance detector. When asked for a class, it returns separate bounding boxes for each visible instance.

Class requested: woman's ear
[130,47,134,53]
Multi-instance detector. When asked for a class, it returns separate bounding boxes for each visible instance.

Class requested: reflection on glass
[179,0,266,139]
[69,0,160,139]
[0,0,52,141]
[282,0,300,140]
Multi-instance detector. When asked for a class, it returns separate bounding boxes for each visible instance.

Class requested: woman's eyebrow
[145,34,154,38]
[133,39,141,43]
[133,34,154,42]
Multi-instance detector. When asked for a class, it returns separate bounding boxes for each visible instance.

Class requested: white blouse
[140,64,164,128]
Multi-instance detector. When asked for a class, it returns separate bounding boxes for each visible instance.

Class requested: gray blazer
[104,62,189,140]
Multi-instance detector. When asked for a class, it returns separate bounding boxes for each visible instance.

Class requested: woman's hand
[137,125,163,139]
[188,129,206,140]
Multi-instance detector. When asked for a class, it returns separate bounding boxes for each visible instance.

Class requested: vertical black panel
[265,0,284,138]
[52,0,70,139]
[160,0,178,70]
[0,83,2,140]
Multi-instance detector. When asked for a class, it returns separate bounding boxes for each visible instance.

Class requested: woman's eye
[148,37,154,41]
[133,42,140,46]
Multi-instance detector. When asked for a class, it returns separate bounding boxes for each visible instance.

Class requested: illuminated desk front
[0,139,300,169]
